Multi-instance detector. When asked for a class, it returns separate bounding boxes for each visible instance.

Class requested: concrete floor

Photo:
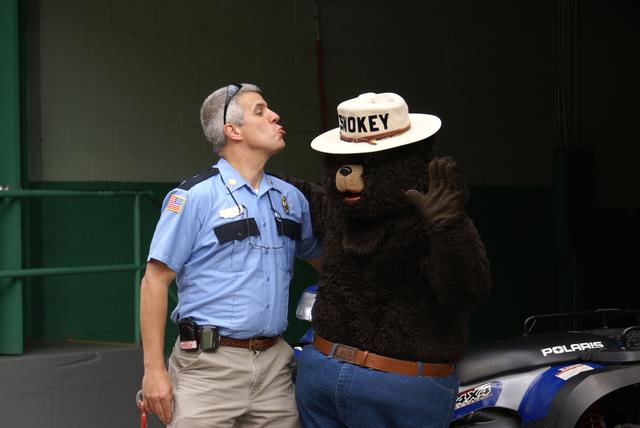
[0,341,163,427]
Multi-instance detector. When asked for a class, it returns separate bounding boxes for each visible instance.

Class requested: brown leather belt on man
[219,335,280,351]
[179,318,280,352]
[313,335,455,377]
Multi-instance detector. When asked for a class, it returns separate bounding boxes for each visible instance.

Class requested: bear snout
[335,164,365,194]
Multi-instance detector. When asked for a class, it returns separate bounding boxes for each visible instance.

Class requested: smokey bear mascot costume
[293,92,492,428]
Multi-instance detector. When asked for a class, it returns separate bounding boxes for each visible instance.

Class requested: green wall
[0,0,23,355]
[23,179,640,351]
[25,181,556,353]
[26,181,171,345]
[467,186,557,340]
[26,181,320,353]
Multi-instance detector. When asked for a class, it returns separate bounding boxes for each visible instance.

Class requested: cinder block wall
[28,0,325,183]
[25,0,328,346]
[24,0,640,345]
[27,0,640,197]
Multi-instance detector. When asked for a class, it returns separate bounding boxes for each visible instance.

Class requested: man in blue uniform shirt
[140,83,322,427]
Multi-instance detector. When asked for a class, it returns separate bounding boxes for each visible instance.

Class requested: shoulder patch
[177,167,219,191]
[166,194,186,213]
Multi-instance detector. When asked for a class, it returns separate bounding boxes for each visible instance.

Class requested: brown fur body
[293,138,491,362]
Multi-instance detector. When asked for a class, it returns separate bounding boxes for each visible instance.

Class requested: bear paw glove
[405,157,466,227]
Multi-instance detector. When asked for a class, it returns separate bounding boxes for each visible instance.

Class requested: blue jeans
[295,345,458,428]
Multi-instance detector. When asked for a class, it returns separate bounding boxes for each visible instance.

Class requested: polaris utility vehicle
[293,286,640,427]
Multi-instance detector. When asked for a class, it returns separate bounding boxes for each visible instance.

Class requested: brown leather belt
[219,335,280,351]
[313,335,454,377]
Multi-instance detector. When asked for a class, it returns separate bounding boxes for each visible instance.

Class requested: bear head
[322,136,435,220]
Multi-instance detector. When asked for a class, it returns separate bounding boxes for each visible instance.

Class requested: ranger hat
[311,92,441,154]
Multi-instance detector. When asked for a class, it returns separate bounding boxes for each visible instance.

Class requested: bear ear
[302,179,327,241]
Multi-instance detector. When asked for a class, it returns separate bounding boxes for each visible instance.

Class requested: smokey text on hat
[338,113,390,134]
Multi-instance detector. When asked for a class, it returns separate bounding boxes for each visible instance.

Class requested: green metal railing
[0,189,154,348]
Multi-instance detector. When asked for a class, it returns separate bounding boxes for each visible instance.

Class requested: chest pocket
[213,218,260,272]
[275,218,301,272]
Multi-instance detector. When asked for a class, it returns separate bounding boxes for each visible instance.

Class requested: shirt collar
[216,158,276,197]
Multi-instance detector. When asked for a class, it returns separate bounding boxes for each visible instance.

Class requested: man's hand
[142,368,173,425]
[140,260,176,425]
[405,157,466,226]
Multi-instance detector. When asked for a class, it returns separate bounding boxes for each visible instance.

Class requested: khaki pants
[167,338,299,428]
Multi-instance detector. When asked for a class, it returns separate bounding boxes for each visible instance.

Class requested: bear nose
[339,166,352,176]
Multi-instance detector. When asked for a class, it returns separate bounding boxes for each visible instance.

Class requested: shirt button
[265,304,270,309]
[262,222,266,227]
[266,277,270,282]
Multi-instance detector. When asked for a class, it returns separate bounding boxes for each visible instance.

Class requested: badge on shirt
[166,194,186,214]
[218,205,244,219]
[281,195,290,214]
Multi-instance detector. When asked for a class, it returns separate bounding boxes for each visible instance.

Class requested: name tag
[218,206,243,219]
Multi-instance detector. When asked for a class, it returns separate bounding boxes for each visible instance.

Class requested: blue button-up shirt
[147,158,322,338]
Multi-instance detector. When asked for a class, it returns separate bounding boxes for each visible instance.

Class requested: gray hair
[200,83,262,154]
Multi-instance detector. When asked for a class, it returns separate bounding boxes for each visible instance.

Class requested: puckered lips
[341,191,362,204]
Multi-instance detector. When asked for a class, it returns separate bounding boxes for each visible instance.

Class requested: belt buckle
[249,337,269,351]
[333,344,359,363]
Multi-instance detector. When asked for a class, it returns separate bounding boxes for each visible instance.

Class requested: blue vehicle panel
[519,362,604,425]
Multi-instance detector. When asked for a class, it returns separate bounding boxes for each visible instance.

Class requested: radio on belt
[178,317,219,352]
